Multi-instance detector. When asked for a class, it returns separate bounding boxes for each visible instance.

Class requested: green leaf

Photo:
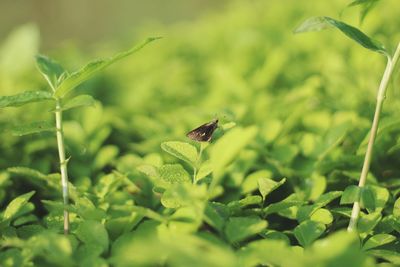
[0,248,24,267]
[59,94,96,111]
[242,170,273,194]
[211,126,258,181]
[25,231,73,265]
[228,196,263,212]
[0,90,53,108]
[35,54,66,89]
[358,211,382,233]
[311,231,365,266]
[393,197,400,218]
[161,141,198,166]
[3,191,35,221]
[159,164,191,185]
[261,231,290,245]
[264,194,304,216]
[360,186,375,211]
[297,205,320,222]
[367,250,400,265]
[11,120,55,136]
[363,234,396,250]
[7,166,47,180]
[314,191,342,207]
[347,0,381,23]
[224,216,267,243]
[310,208,333,225]
[238,239,305,267]
[13,214,37,226]
[93,145,119,170]
[160,183,206,209]
[293,220,326,247]
[348,0,380,7]
[294,16,387,55]
[304,174,326,201]
[340,185,361,204]
[196,160,213,181]
[258,177,286,200]
[369,185,389,212]
[54,37,161,98]
[76,220,109,254]
[75,197,107,221]
[137,164,159,179]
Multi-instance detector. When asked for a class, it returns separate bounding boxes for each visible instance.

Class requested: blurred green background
[0,0,228,49]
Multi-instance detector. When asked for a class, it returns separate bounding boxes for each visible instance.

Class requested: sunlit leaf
[211,126,258,185]
[310,208,333,225]
[258,177,286,201]
[11,121,55,136]
[35,54,66,89]
[358,212,382,233]
[54,37,161,98]
[161,141,198,166]
[76,220,109,255]
[363,234,396,250]
[347,0,381,23]
[340,185,361,204]
[0,91,53,108]
[159,164,191,185]
[294,220,326,247]
[3,191,35,221]
[294,16,387,55]
[59,94,96,111]
[225,216,267,243]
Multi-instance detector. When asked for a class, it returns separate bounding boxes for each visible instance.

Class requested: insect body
[186,119,218,142]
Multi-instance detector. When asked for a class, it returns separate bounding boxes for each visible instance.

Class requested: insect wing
[186,120,218,142]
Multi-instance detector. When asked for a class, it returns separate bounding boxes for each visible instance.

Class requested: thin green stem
[193,142,207,184]
[55,98,70,235]
[348,42,400,232]
[193,167,197,184]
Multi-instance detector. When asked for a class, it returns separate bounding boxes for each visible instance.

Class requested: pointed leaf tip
[54,37,161,98]
[294,16,387,55]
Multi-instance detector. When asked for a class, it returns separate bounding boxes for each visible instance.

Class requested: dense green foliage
[1,0,400,266]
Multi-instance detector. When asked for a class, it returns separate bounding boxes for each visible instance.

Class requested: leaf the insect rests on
[11,121,56,136]
[57,94,96,112]
[0,91,53,109]
[294,16,387,56]
[35,55,66,89]
[54,37,161,98]
[161,141,198,167]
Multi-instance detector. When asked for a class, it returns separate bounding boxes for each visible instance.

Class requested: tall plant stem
[55,99,70,235]
[193,142,207,184]
[348,42,400,232]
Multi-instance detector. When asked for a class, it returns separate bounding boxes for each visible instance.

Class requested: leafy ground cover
[1,0,400,266]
